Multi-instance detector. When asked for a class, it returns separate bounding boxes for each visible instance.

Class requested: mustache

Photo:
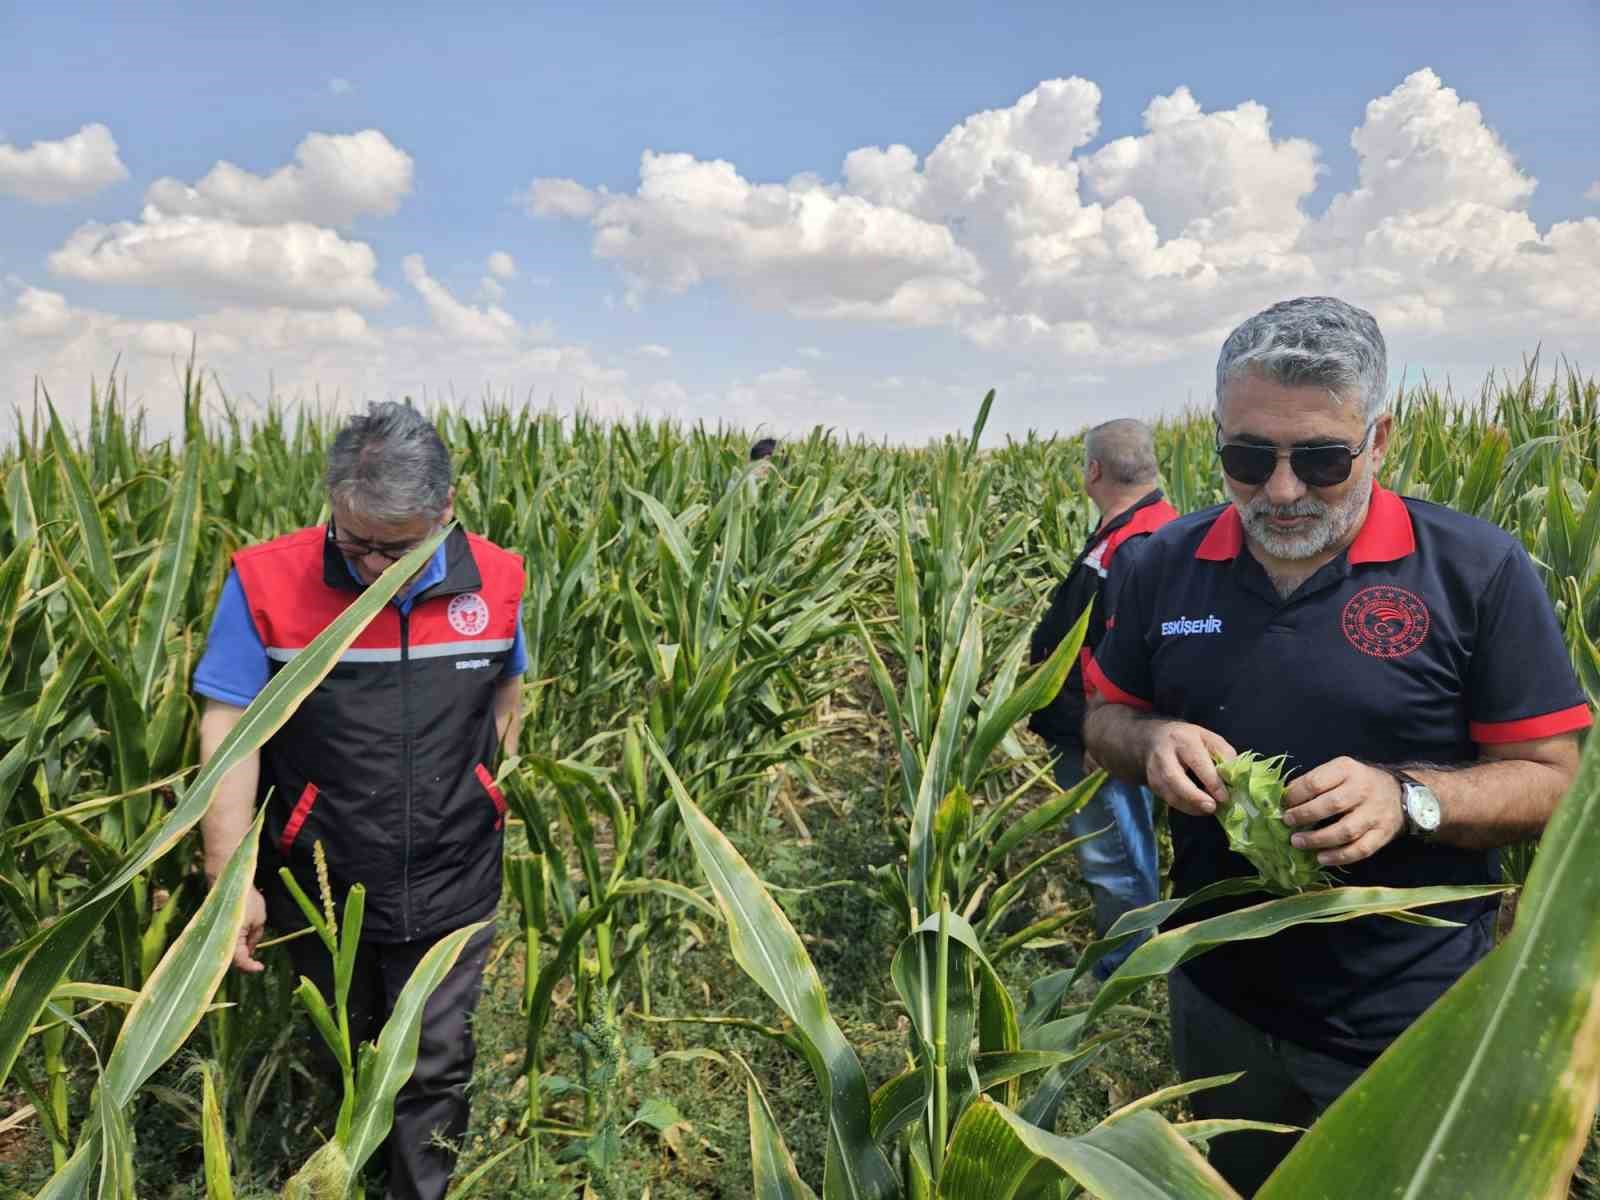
[1244,497,1328,520]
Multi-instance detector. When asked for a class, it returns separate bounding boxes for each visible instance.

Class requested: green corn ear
[1214,751,1330,894]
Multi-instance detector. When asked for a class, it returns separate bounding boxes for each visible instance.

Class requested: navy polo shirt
[1088,483,1591,1062]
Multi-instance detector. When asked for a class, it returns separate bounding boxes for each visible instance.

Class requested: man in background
[1030,418,1178,977]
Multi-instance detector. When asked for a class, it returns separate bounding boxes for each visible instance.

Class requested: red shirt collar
[1194,483,1416,564]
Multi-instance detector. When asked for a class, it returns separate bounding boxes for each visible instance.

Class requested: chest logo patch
[1341,585,1429,658]
[447,592,491,637]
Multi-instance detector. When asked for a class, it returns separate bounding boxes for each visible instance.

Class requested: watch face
[1406,785,1442,832]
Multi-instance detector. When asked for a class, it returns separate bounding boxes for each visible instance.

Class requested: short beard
[1238,462,1371,561]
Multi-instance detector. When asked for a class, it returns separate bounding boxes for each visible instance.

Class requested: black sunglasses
[328,518,432,563]
[1215,423,1375,488]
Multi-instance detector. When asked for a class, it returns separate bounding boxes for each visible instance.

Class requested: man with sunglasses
[1084,296,1588,1192]
[193,401,527,1200]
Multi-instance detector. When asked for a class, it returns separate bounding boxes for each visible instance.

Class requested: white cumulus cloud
[144,130,413,227]
[2,283,634,436]
[529,67,1598,378]
[0,123,129,204]
[403,254,526,344]
[486,251,517,279]
[329,77,353,95]
[45,130,416,310]
[49,214,390,308]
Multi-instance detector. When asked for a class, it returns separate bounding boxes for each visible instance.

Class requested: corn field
[0,361,1598,1198]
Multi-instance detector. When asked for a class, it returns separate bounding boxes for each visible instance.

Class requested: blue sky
[2,1,1596,440]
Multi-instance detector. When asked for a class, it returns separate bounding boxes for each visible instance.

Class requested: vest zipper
[400,608,414,938]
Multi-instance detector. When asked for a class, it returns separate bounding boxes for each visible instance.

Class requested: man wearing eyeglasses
[1084,296,1588,1191]
[193,401,526,1200]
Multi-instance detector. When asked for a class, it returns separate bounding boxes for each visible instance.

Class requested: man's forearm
[1083,701,1158,782]
[1410,755,1574,851]
[197,703,261,882]
[495,678,523,754]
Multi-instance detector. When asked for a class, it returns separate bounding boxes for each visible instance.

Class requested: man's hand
[1143,721,1238,817]
[232,886,267,974]
[1281,757,1405,866]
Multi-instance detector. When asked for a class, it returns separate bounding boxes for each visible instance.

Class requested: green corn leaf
[871,1050,1079,1144]
[49,983,142,1007]
[628,486,697,577]
[909,613,981,915]
[131,437,203,708]
[200,1063,235,1200]
[99,804,265,1108]
[95,1083,136,1200]
[0,560,147,827]
[46,538,148,795]
[1545,458,1580,582]
[342,920,489,1177]
[737,1052,820,1200]
[982,828,1109,939]
[335,885,368,1016]
[1258,720,1600,1200]
[963,602,1089,791]
[0,527,448,1095]
[1081,882,1509,1032]
[1064,876,1271,992]
[648,729,897,1200]
[1100,1072,1245,1126]
[608,876,722,923]
[524,900,619,1071]
[45,396,118,598]
[1175,1118,1303,1144]
[1455,427,1509,518]
[938,1097,1242,1199]
[984,770,1103,874]
[0,534,39,658]
[32,807,264,1196]
[1571,466,1600,584]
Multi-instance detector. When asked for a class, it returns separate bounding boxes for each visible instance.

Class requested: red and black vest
[235,525,525,943]
[1028,490,1179,747]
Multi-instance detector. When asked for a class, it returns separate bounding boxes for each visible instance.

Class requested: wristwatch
[1389,768,1442,839]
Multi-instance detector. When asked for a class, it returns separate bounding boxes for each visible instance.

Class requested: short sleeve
[502,601,528,677]
[1467,546,1592,743]
[192,569,271,707]
[1084,548,1156,711]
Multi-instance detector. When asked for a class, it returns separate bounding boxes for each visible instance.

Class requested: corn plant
[651,729,1502,1197]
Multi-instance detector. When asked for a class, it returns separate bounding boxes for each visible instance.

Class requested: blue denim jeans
[1054,746,1160,979]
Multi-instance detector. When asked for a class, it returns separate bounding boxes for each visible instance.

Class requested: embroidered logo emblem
[447,592,491,637]
[1341,585,1429,658]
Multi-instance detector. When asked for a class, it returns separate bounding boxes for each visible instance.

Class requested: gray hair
[325,402,452,524]
[1215,296,1388,424]
[1085,418,1159,486]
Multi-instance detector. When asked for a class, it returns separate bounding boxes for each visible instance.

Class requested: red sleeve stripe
[278,783,319,854]
[1084,655,1153,712]
[1470,704,1593,744]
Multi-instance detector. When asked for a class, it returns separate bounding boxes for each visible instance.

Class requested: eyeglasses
[1215,423,1375,488]
[328,519,433,563]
